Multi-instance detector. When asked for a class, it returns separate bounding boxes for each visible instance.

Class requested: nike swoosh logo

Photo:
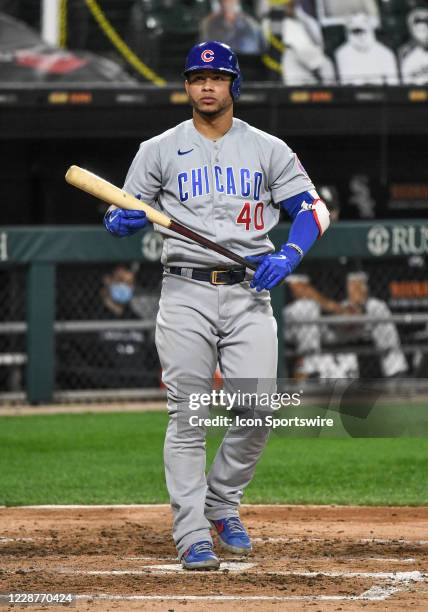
[178,148,194,156]
[109,212,119,222]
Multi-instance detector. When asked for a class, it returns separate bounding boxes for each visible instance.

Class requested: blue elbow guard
[280,190,330,256]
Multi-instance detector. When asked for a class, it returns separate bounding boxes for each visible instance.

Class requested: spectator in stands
[335,13,399,85]
[400,6,428,84]
[256,0,317,20]
[57,265,158,390]
[200,0,266,54]
[99,264,137,318]
[317,0,379,24]
[343,272,408,378]
[284,271,408,380]
[284,274,358,380]
[270,0,336,85]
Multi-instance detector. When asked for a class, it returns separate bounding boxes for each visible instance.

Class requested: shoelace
[225,517,247,535]
[193,541,213,554]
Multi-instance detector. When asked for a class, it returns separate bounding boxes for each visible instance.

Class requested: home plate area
[0,506,427,611]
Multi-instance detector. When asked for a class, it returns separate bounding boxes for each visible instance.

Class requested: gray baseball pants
[155,272,278,557]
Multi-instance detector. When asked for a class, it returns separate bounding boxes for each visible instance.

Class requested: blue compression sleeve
[286,208,320,255]
[279,191,322,255]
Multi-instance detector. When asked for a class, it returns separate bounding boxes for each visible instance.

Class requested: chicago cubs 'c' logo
[201,49,214,63]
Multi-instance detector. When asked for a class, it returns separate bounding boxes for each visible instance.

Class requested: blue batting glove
[104,203,149,238]
[246,245,301,292]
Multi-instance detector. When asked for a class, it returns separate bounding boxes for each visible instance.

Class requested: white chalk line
[64,562,256,575]
[69,570,424,603]
[0,537,35,543]
[3,567,425,602]
[0,562,253,576]
[72,590,399,602]
[345,558,416,564]
[359,585,400,600]
[265,570,426,581]
[360,538,428,545]
[124,556,415,564]
[254,537,321,543]
[124,556,178,561]
[12,568,425,581]
[254,536,428,545]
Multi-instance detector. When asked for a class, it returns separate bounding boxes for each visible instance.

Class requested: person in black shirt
[57,265,159,390]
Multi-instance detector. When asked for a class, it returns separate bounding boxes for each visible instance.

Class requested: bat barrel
[65,165,256,271]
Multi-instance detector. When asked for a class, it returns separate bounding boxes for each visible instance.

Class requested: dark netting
[0,264,26,394]
[55,261,162,393]
[2,253,428,402]
[283,256,428,381]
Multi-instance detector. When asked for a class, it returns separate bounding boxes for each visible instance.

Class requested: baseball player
[103,41,330,570]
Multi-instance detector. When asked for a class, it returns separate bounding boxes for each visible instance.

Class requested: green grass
[0,412,427,506]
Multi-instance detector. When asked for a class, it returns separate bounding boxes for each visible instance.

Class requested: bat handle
[244,260,257,272]
[170,220,258,271]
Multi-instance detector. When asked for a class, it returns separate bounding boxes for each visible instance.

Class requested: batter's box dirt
[0,505,427,611]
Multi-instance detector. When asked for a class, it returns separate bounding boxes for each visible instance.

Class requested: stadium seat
[126,0,211,79]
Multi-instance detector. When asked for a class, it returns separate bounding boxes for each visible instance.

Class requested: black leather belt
[167,267,246,285]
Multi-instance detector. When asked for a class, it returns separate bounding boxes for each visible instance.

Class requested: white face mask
[109,282,134,305]
[348,26,375,52]
[412,21,428,47]
[408,9,428,46]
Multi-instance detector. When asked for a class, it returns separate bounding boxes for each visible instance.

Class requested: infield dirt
[0,505,427,611]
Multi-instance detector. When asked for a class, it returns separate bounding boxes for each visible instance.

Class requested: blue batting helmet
[184,41,241,101]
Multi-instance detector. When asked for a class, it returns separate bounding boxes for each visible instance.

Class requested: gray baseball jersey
[123,117,314,267]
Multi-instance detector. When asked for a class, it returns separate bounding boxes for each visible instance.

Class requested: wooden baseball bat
[65,165,257,271]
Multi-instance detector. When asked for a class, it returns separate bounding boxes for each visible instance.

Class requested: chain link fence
[0,261,163,401]
[284,256,428,382]
[54,261,162,396]
[1,251,428,403]
[0,264,26,395]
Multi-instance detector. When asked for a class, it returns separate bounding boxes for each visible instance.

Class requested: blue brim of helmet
[183,66,238,79]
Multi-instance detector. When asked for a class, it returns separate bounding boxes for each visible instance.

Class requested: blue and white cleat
[211,517,252,554]
[181,540,220,570]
